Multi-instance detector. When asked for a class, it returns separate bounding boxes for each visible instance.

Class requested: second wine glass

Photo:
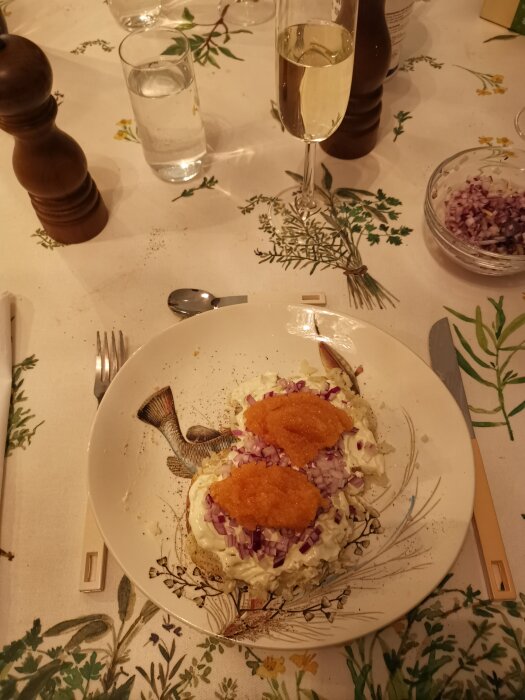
[275,0,358,216]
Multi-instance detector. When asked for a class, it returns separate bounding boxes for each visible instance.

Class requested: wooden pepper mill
[0,34,108,243]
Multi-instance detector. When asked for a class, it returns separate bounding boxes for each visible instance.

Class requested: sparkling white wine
[278,22,354,142]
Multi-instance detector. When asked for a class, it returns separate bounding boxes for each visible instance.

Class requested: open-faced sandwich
[138,348,385,599]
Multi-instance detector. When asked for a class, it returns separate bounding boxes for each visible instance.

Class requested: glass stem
[301,141,317,212]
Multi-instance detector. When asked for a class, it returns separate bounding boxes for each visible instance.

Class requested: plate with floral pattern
[88,304,474,649]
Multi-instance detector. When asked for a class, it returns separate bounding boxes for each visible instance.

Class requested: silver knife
[429,318,515,601]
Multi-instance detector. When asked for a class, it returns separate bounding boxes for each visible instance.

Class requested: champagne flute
[275,0,358,217]
[515,106,525,141]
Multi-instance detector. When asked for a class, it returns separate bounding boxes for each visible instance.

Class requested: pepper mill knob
[0,34,108,244]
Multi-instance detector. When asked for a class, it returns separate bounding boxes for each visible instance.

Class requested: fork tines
[94,330,125,403]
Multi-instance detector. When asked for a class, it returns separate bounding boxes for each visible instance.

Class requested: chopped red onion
[213,521,226,536]
[444,175,525,255]
[348,475,365,489]
[201,376,372,568]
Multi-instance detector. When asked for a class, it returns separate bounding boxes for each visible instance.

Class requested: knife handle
[471,439,516,601]
[79,499,107,592]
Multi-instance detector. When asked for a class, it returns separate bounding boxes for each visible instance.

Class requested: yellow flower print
[290,652,318,675]
[478,136,493,145]
[456,66,507,95]
[256,656,286,679]
[496,137,512,146]
[113,120,140,143]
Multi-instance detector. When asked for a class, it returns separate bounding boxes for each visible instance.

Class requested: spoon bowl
[167,288,247,317]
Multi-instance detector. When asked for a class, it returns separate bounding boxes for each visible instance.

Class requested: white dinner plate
[88,304,474,650]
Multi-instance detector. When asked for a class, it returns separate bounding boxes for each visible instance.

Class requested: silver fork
[94,331,125,404]
[79,331,126,592]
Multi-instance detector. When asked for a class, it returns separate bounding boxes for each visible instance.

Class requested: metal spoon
[167,288,247,318]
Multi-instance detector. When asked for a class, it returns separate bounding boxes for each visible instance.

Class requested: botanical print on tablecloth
[445,297,525,441]
[2,354,44,561]
[241,166,412,310]
[399,56,506,96]
[144,227,167,261]
[53,90,64,107]
[400,55,444,72]
[483,34,520,44]
[31,228,65,250]
[344,574,525,699]
[1,574,525,699]
[114,120,139,143]
[393,111,412,141]
[165,6,252,69]
[5,355,44,457]
[454,67,507,95]
[478,136,514,151]
[172,175,218,203]
[70,40,114,55]
[270,100,285,132]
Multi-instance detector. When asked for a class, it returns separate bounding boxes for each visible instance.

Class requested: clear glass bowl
[424,146,525,276]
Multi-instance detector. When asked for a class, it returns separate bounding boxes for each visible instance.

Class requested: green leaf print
[242,167,412,310]
[162,5,252,68]
[446,298,525,440]
[2,573,525,699]
[5,355,44,457]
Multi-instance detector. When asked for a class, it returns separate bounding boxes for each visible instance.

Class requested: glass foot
[219,0,275,27]
[515,106,525,141]
[268,185,330,233]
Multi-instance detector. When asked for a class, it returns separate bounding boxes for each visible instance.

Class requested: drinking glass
[275,0,358,216]
[119,27,207,183]
[108,0,161,31]
[515,106,525,141]
[218,0,275,27]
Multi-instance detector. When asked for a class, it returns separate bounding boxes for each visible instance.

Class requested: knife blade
[429,317,515,601]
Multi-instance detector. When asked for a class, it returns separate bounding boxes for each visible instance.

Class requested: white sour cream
[188,367,385,592]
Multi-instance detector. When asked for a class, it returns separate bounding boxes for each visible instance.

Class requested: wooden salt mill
[0,34,108,243]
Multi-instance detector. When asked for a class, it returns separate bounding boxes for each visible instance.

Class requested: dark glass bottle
[0,9,7,34]
[321,0,391,160]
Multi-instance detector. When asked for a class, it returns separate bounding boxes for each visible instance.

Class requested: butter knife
[429,317,515,601]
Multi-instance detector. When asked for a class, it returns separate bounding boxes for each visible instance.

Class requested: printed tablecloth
[1,0,525,697]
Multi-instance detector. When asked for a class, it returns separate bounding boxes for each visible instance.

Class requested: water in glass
[108,0,161,31]
[127,61,206,182]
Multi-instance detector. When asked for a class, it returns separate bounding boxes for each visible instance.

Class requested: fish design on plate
[137,387,236,478]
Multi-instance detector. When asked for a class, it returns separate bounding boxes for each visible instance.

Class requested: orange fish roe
[244,392,353,467]
[210,462,326,531]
